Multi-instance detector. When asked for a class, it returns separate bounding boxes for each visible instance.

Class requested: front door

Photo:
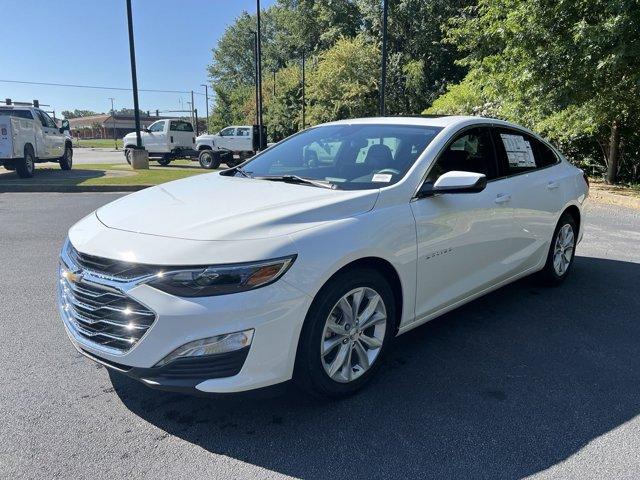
[145,120,166,153]
[217,127,236,151]
[410,126,519,322]
[36,110,64,158]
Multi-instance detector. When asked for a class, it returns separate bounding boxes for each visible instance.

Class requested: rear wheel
[157,154,171,166]
[537,213,577,285]
[198,150,220,169]
[124,148,133,165]
[59,144,73,170]
[294,268,396,398]
[16,146,36,178]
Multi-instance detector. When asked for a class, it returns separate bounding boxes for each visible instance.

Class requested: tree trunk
[606,119,620,184]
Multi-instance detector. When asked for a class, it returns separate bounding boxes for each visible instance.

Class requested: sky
[1,0,275,117]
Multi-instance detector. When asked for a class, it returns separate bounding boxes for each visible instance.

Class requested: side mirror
[59,119,70,133]
[143,128,151,133]
[417,171,487,198]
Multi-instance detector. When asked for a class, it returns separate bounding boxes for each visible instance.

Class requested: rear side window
[534,139,560,168]
[169,120,193,132]
[0,109,33,119]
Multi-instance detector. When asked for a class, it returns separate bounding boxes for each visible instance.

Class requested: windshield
[237,124,443,190]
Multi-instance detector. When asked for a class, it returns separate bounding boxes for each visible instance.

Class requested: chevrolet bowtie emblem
[62,267,83,284]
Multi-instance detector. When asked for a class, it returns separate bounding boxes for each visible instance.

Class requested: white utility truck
[0,101,72,178]
[195,125,267,169]
[123,118,196,165]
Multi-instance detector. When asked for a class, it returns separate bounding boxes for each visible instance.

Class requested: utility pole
[126,0,142,149]
[190,90,195,126]
[256,0,264,150]
[301,50,306,130]
[200,83,209,133]
[379,0,389,116]
[109,97,117,149]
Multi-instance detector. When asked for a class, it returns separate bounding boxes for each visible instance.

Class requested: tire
[225,158,239,168]
[294,268,397,398]
[3,161,16,171]
[537,213,577,285]
[157,155,171,166]
[198,150,220,169]
[16,146,36,178]
[124,148,133,165]
[59,144,73,170]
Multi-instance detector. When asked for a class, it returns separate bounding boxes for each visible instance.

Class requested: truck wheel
[125,148,133,165]
[16,146,36,178]
[59,145,73,170]
[3,161,16,171]
[157,154,172,166]
[198,150,220,169]
[225,158,239,168]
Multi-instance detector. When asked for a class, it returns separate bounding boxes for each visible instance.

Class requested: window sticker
[372,173,393,183]
[500,133,536,168]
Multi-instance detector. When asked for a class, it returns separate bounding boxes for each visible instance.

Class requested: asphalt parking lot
[1,192,639,479]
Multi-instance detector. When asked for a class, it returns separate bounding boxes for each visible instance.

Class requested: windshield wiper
[228,165,252,178]
[260,175,336,190]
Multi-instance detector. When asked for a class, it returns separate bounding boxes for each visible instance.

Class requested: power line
[0,79,206,96]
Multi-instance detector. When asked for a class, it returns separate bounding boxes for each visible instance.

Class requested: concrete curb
[0,184,151,193]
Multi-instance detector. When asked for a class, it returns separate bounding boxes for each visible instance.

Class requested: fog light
[154,329,254,367]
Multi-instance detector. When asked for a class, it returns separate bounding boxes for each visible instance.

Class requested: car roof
[321,115,527,131]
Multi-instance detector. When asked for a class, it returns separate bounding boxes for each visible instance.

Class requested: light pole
[380,0,389,116]
[190,90,195,126]
[251,31,259,125]
[256,0,264,150]
[200,83,209,133]
[301,50,306,130]
[126,0,142,149]
[109,97,117,149]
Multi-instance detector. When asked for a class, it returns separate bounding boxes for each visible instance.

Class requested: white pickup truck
[0,105,72,178]
[123,118,196,165]
[195,125,267,169]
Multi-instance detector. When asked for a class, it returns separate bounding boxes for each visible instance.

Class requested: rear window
[0,109,33,120]
[170,120,193,132]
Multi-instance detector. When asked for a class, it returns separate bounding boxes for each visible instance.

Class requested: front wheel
[294,268,396,398]
[59,145,73,170]
[537,213,577,285]
[124,148,133,165]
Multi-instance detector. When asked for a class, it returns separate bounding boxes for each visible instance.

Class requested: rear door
[491,126,564,269]
[169,120,195,149]
[411,126,520,321]
[235,127,253,151]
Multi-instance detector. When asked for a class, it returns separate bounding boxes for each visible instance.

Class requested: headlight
[147,255,296,297]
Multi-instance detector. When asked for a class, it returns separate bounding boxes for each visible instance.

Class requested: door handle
[547,181,560,190]
[494,193,511,204]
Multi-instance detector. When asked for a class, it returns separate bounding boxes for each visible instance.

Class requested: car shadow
[109,256,640,479]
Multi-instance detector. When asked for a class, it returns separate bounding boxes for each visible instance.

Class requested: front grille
[59,242,157,354]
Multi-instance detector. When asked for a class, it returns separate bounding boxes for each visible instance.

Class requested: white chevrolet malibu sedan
[58,116,588,398]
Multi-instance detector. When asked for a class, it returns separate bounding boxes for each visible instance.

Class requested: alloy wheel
[553,223,575,276]
[320,287,387,383]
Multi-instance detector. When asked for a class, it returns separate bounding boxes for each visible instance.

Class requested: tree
[306,36,379,124]
[62,109,100,119]
[428,0,640,184]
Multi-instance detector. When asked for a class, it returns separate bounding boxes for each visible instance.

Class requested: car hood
[96,173,379,241]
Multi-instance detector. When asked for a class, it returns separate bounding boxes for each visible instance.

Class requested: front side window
[425,127,498,183]
[37,110,56,128]
[148,121,165,132]
[219,127,235,137]
[239,124,442,190]
[169,120,193,132]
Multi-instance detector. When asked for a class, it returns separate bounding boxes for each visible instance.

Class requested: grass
[73,162,207,186]
[74,138,123,149]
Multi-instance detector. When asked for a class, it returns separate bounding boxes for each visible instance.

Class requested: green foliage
[62,109,100,119]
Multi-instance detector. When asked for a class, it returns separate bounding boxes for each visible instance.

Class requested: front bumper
[58,268,312,394]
